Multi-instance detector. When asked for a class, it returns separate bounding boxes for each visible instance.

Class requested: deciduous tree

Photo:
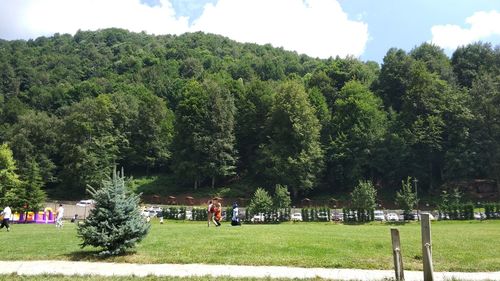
[258,80,323,197]
[351,180,377,210]
[395,177,418,219]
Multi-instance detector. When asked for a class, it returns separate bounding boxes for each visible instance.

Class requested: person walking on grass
[44,207,49,224]
[213,202,222,227]
[231,202,241,226]
[0,206,12,232]
[55,204,64,228]
[207,200,214,227]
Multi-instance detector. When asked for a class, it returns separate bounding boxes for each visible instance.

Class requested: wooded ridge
[0,28,499,203]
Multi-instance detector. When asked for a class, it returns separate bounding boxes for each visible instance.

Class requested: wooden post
[421,213,434,281]
[391,228,404,281]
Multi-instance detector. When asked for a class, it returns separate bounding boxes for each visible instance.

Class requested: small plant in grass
[248,187,273,216]
[395,177,418,220]
[77,167,150,256]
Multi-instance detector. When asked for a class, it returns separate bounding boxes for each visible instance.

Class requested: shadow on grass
[66,249,137,262]
[341,221,411,226]
[342,221,373,225]
[385,221,410,226]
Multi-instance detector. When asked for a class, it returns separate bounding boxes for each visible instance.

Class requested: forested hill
[0,28,499,201]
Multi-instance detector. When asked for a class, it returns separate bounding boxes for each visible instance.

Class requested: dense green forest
[0,28,499,203]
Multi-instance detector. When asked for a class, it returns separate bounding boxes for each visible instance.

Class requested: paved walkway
[0,261,499,280]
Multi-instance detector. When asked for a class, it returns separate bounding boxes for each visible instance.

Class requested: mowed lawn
[0,220,498,272]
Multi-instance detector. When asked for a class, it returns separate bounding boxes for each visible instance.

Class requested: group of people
[3,200,242,230]
[0,204,65,232]
[207,199,241,227]
[207,199,222,227]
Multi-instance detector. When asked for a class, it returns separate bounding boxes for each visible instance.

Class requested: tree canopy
[0,29,499,202]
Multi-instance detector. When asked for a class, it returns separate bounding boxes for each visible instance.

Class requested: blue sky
[1,0,499,63]
[339,0,500,61]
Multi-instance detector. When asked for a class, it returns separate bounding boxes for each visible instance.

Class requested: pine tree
[77,167,150,256]
[20,159,46,212]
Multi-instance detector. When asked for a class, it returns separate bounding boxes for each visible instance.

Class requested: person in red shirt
[213,202,222,227]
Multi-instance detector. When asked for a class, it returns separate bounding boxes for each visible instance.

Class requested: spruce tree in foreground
[77,168,150,256]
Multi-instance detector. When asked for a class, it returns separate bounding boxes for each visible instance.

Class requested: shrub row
[163,207,234,221]
[438,203,474,220]
[484,203,500,219]
[342,208,374,223]
[163,207,187,220]
[191,207,208,221]
[301,207,330,222]
[159,203,500,222]
[244,208,291,223]
[225,207,233,222]
[277,208,291,222]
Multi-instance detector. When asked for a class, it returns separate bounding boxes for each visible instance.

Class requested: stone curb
[0,261,499,281]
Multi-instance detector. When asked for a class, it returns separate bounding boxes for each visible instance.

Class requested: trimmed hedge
[484,203,500,219]
[225,207,233,222]
[191,207,208,221]
[240,208,292,223]
[438,203,474,220]
[301,207,330,222]
[342,208,374,223]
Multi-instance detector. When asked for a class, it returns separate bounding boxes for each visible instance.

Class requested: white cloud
[0,0,368,59]
[191,0,368,58]
[0,0,190,39]
[431,10,500,50]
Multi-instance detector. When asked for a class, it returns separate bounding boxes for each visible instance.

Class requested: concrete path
[0,261,499,280]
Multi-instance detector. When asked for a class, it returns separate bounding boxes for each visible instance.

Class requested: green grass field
[0,220,498,272]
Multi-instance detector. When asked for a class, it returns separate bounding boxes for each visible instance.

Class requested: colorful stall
[12,208,55,224]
